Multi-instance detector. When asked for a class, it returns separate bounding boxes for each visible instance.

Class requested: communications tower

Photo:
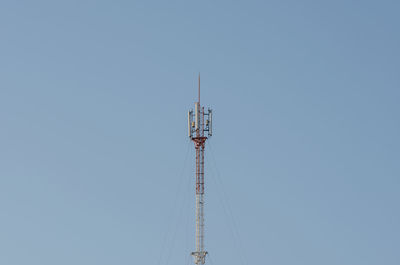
[188,74,213,265]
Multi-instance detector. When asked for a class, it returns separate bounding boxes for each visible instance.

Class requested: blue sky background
[0,1,399,265]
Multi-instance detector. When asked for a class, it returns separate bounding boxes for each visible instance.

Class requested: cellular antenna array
[187,74,213,265]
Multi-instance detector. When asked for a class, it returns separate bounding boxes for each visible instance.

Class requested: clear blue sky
[0,1,399,265]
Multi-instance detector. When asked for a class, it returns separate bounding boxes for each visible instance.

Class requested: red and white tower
[188,74,213,265]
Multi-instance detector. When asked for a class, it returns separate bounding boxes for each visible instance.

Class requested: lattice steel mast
[188,74,213,265]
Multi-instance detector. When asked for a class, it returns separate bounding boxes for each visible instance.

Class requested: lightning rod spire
[198,73,200,105]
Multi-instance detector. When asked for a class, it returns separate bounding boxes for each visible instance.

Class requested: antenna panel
[208,109,212,136]
[188,110,193,138]
[195,103,199,130]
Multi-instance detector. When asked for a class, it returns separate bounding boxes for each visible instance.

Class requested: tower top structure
[188,74,212,140]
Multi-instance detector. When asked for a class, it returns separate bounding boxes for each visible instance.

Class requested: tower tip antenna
[198,73,200,104]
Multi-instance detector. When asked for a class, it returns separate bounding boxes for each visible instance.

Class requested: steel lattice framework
[188,75,212,265]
